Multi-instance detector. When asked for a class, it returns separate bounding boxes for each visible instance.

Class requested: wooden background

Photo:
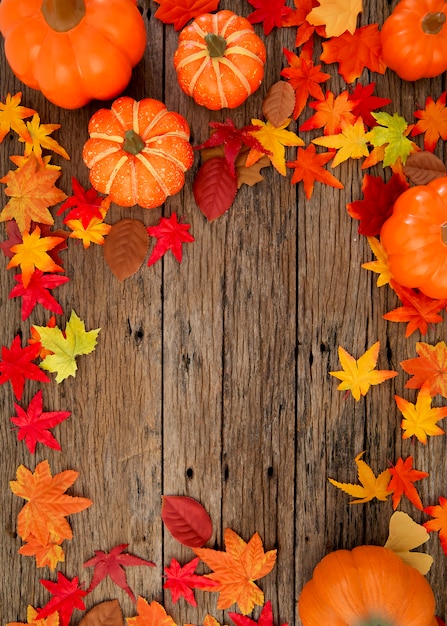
[1,0,447,623]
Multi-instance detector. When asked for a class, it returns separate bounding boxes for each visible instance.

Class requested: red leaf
[247,0,289,35]
[0,219,22,258]
[9,269,69,320]
[163,557,217,606]
[193,157,238,221]
[147,213,194,266]
[387,456,429,511]
[57,177,109,229]
[38,572,87,626]
[281,48,330,119]
[162,495,213,547]
[154,0,220,30]
[348,82,392,128]
[229,601,286,626]
[0,334,50,400]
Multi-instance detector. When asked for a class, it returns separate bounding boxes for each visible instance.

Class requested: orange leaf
[154,0,220,30]
[411,92,447,153]
[103,219,149,281]
[7,226,64,288]
[299,90,356,136]
[395,381,447,444]
[388,456,429,511]
[262,81,296,128]
[287,143,343,199]
[6,605,59,626]
[401,341,447,398]
[280,48,330,119]
[328,451,392,504]
[79,600,124,626]
[307,0,362,37]
[424,496,447,557]
[127,598,177,626]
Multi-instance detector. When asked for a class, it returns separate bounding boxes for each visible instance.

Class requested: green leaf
[369,112,413,167]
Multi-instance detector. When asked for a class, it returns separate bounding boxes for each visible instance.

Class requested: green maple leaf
[34,310,100,383]
[369,112,414,167]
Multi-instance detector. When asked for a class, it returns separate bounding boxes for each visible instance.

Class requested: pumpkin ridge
[139,108,173,140]
[175,49,207,71]
[142,146,191,172]
[225,29,258,44]
[135,153,171,196]
[104,154,128,194]
[85,145,121,167]
[220,13,239,38]
[219,57,252,97]
[191,20,208,40]
[212,57,228,108]
[89,132,124,143]
[225,46,265,64]
[186,56,211,97]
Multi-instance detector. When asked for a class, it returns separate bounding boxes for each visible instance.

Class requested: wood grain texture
[1,1,447,624]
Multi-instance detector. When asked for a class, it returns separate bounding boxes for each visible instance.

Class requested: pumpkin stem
[123,129,146,155]
[205,33,227,58]
[442,223,447,245]
[422,11,446,35]
[41,0,86,32]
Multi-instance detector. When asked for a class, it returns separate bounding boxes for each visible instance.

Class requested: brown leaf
[236,149,271,188]
[103,218,149,281]
[79,600,124,626]
[262,81,296,127]
[193,157,238,221]
[403,151,446,185]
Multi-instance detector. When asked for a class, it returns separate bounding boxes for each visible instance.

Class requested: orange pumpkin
[298,545,438,626]
[173,10,266,110]
[0,0,146,109]
[82,96,194,209]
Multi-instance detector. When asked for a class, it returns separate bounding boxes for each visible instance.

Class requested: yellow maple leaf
[330,341,397,401]
[7,605,59,626]
[9,153,61,171]
[395,381,447,444]
[194,528,277,615]
[307,0,363,37]
[362,236,392,287]
[66,205,111,248]
[247,118,304,175]
[0,92,36,143]
[7,225,64,288]
[127,598,177,626]
[328,451,392,504]
[21,113,70,161]
[312,118,372,167]
[384,511,433,575]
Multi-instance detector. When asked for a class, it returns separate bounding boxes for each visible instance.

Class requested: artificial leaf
[395,381,447,444]
[79,600,124,626]
[383,280,447,337]
[0,334,50,400]
[236,149,271,188]
[147,213,194,266]
[0,219,23,258]
[153,0,220,30]
[312,118,372,167]
[10,390,71,454]
[329,341,397,401]
[29,316,57,360]
[384,511,433,575]
[104,219,149,281]
[84,544,155,602]
[162,495,213,547]
[10,459,92,547]
[247,118,304,175]
[262,81,296,128]
[424,496,447,557]
[307,0,362,37]
[287,143,343,199]
[6,604,59,626]
[7,226,64,289]
[368,112,414,167]
[300,90,356,135]
[328,451,392,504]
[164,557,216,606]
[229,601,286,626]
[39,225,69,267]
[21,114,70,161]
[401,341,447,397]
[126,598,177,626]
[320,24,386,84]
[19,536,65,570]
[247,0,289,35]
[346,172,409,236]
[387,456,429,511]
[348,82,392,128]
[194,528,277,615]
[57,177,110,229]
[361,236,392,287]
[403,150,447,185]
[281,0,324,48]
[37,573,87,626]
[193,157,238,220]
[411,92,447,152]
[280,48,330,119]
[9,270,69,321]
[65,204,111,248]
[34,310,101,383]
[0,92,35,143]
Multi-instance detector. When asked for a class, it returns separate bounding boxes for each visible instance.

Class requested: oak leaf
[7,225,64,288]
[403,150,447,185]
[307,0,362,37]
[236,151,271,188]
[164,557,216,606]
[0,92,36,143]
[384,511,433,575]
[300,90,356,136]
[361,236,392,287]
[247,118,304,175]
[387,457,429,511]
[280,49,330,119]
[79,600,124,626]
[287,144,343,199]
[401,341,447,398]
[411,92,447,152]
[312,118,372,167]
[9,270,69,321]
[21,113,70,161]
[262,81,296,128]
[328,451,392,504]
[126,598,177,626]
[424,496,447,557]
[37,573,87,626]
[153,0,220,30]
[104,219,149,280]
[368,112,414,167]
[0,334,50,400]
[6,605,59,626]
[162,495,213,547]
[147,213,194,266]
[395,381,447,444]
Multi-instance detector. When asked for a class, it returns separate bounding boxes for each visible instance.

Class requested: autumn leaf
[0,334,50,400]
[387,457,429,511]
[193,157,238,220]
[6,604,60,626]
[287,144,343,199]
[367,112,414,167]
[57,177,110,229]
[236,149,271,188]
[246,0,289,35]
[401,341,447,398]
[384,511,433,575]
[280,48,330,119]
[395,382,447,444]
[403,150,447,185]
[21,113,70,161]
[0,92,36,143]
[162,495,213,547]
[424,496,447,557]
[126,598,177,626]
[329,341,397,401]
[153,0,220,30]
[328,451,392,504]
[361,236,392,287]
[65,204,111,248]
[29,316,57,360]
[104,219,149,281]
[147,213,194,266]
[9,270,69,321]
[84,544,155,602]
[0,219,23,258]
[411,92,447,152]
[300,90,356,135]
[312,118,372,167]
[79,600,124,626]
[164,557,216,606]
[348,82,392,128]
[229,601,286,626]
[37,573,87,626]
[247,118,304,175]
[307,0,362,37]
[10,390,71,454]
[194,528,277,615]
[262,81,296,128]
[281,0,324,48]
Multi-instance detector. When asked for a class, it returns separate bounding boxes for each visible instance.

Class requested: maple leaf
[21,113,70,161]
[348,82,392,128]
[9,270,69,321]
[0,92,36,143]
[424,496,447,557]
[164,557,216,606]
[247,0,289,35]
[29,316,57,360]
[34,310,101,383]
[84,543,155,602]
[229,600,286,626]
[287,144,343,199]
[1,219,23,258]
[384,511,433,575]
[300,90,356,135]
[312,118,372,167]
[383,280,447,338]
[10,459,92,547]
[280,48,330,119]
[368,112,414,167]
[281,0,324,47]
[388,457,429,511]
[328,451,392,504]
[361,236,392,287]
[153,0,220,30]
[346,172,409,236]
[57,177,110,229]
[6,604,60,626]
[127,598,177,626]
[329,341,397,401]
[401,341,447,398]
[395,381,447,444]
[10,390,71,454]
[65,213,112,248]
[307,0,362,37]
[0,334,50,400]
[37,573,87,626]
[147,213,194,266]
[19,536,66,570]
[194,528,277,615]
[320,24,386,84]
[411,92,447,152]
[0,154,67,234]
[247,118,304,175]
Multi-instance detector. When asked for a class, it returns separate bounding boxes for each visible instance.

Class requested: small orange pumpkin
[173,10,266,110]
[298,545,438,626]
[82,96,194,209]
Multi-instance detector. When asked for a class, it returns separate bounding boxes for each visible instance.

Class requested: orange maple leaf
[424,496,447,557]
[127,598,177,626]
[401,341,447,398]
[7,225,64,288]
[300,90,356,135]
[287,143,343,199]
[281,0,325,47]
[0,92,36,143]
[194,528,277,615]
[388,456,429,511]
[153,0,220,30]
[280,48,330,119]
[6,605,59,626]
[328,451,392,504]
[411,92,447,153]
[396,381,447,444]
[19,536,65,570]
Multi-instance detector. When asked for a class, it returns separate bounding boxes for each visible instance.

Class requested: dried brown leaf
[103,218,149,281]
[236,150,271,188]
[403,151,446,185]
[262,81,296,128]
[79,600,124,626]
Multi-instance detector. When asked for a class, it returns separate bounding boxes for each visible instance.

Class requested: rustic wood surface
[1,0,447,624]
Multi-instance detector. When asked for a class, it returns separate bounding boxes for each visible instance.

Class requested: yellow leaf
[384,511,433,575]
[7,225,64,288]
[21,113,70,161]
[0,92,36,143]
[395,381,447,444]
[312,118,372,167]
[362,236,392,287]
[307,0,363,37]
[328,451,392,504]
[248,118,304,176]
[7,605,59,626]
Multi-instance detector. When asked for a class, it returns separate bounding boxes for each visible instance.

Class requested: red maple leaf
[387,456,429,511]
[154,0,220,30]
[247,0,289,35]
[0,334,50,400]
[10,389,71,454]
[38,223,69,267]
[281,48,330,119]
[346,173,409,236]
[37,573,87,626]
[9,270,70,321]
[83,543,155,602]
[57,177,108,229]
[287,144,343,199]
[147,213,194,266]
[281,0,324,48]
[401,341,447,398]
[229,601,287,626]
[348,82,392,128]
[164,557,217,606]
[424,496,447,557]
